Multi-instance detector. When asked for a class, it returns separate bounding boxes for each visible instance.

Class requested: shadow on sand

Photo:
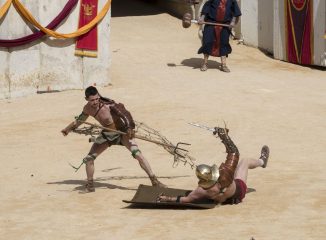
[47,175,191,193]
[167,57,222,70]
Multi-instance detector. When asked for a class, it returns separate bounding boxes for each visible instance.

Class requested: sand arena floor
[1,1,326,239]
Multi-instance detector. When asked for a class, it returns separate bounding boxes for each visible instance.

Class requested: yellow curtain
[0,0,12,19]
[12,0,111,39]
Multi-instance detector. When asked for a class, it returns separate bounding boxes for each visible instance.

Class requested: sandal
[260,145,270,168]
[200,63,208,71]
[221,64,230,73]
[85,179,95,192]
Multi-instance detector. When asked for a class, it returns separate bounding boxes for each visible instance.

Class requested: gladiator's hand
[156,193,175,202]
[61,128,69,136]
[229,17,237,30]
[197,18,204,25]
[213,127,229,137]
[127,128,135,139]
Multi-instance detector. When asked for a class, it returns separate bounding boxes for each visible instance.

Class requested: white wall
[0,0,111,99]
[257,0,274,53]
[273,0,285,61]
[239,0,273,53]
[313,0,326,66]
[240,0,258,47]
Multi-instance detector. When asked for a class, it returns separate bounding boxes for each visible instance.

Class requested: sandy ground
[1,1,326,240]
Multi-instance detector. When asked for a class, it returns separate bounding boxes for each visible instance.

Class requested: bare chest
[206,189,226,203]
[86,104,114,126]
[207,182,236,203]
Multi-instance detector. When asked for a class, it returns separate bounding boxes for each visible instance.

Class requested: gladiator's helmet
[195,164,219,189]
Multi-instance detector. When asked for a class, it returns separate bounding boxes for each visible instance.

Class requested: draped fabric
[0,0,111,46]
[285,0,313,64]
[75,0,98,57]
[0,0,78,47]
[0,0,12,19]
[12,0,111,39]
[211,0,227,56]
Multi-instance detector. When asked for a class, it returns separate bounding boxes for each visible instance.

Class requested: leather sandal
[260,145,270,168]
[221,64,230,73]
[85,179,95,192]
[200,63,208,71]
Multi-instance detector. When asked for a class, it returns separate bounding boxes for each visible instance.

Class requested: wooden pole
[191,20,232,28]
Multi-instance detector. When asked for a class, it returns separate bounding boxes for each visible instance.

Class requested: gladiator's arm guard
[214,128,240,190]
[110,103,136,131]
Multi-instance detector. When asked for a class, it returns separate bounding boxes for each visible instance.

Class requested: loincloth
[94,131,123,146]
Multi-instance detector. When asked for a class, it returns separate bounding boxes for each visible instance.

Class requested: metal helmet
[195,164,219,189]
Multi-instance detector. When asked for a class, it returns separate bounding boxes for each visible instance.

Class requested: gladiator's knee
[83,153,98,164]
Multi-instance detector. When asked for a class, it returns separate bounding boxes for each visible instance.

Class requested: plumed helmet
[196,164,219,189]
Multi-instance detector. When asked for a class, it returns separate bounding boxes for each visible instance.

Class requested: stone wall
[0,0,111,99]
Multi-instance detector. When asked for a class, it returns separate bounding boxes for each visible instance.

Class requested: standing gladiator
[198,0,241,72]
[157,128,269,205]
[61,86,166,192]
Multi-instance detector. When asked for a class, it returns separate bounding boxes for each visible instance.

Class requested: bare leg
[121,136,166,187]
[84,142,110,192]
[86,142,110,180]
[234,146,270,183]
[233,158,252,184]
[200,54,209,71]
[86,160,95,181]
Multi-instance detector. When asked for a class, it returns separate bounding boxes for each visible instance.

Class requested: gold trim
[287,0,300,63]
[0,0,12,19]
[285,0,289,61]
[12,0,111,39]
[298,0,309,62]
[75,50,98,57]
[286,0,313,64]
[82,3,95,16]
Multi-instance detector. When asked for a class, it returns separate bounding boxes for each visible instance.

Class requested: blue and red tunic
[198,0,241,57]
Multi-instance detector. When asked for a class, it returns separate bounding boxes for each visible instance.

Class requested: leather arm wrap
[216,128,240,189]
